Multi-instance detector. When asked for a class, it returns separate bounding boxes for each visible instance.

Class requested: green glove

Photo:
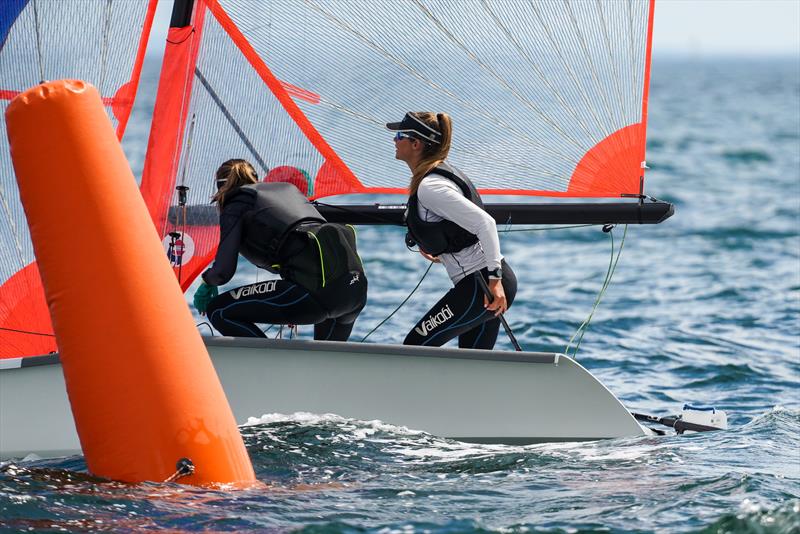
[193,282,219,315]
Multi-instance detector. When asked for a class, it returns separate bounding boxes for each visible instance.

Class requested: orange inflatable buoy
[5,80,255,486]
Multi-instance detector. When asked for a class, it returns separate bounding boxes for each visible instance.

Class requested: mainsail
[0,1,156,358]
[1,0,659,357]
[142,0,656,291]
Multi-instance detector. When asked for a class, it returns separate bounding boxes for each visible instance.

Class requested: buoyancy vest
[236,182,364,294]
[405,163,485,256]
[237,182,326,270]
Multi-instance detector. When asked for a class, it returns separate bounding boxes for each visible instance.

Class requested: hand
[419,250,440,263]
[193,282,219,315]
[483,278,507,317]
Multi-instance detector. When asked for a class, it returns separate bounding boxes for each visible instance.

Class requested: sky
[653,0,800,56]
[147,0,800,58]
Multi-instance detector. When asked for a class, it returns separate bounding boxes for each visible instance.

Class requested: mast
[170,0,195,27]
[139,0,202,226]
[137,0,210,291]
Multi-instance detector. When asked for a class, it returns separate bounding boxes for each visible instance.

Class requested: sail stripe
[280,81,321,105]
[113,0,158,139]
[0,0,156,358]
[205,0,364,194]
[1,89,131,109]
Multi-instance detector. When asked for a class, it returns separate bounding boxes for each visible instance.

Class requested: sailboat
[0,0,674,459]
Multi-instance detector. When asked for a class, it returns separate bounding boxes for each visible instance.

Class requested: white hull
[0,338,645,459]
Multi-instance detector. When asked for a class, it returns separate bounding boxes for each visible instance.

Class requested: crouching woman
[193,159,367,341]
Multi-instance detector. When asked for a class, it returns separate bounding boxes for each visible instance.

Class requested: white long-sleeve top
[416,173,503,284]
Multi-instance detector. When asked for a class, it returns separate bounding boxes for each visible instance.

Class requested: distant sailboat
[1,0,675,459]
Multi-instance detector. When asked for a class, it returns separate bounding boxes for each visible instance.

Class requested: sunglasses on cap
[394,132,415,142]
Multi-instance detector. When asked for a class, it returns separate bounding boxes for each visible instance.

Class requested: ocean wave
[770,130,800,142]
[685,227,798,241]
[699,499,800,534]
[740,405,800,433]
[243,412,424,438]
[721,148,774,164]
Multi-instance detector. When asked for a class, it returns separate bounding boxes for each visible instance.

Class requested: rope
[360,262,433,342]
[564,224,628,359]
[174,115,197,284]
[498,223,595,233]
[195,322,215,336]
[164,458,194,483]
[8,224,623,351]
[359,224,605,343]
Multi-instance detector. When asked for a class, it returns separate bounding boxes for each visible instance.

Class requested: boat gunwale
[205,337,560,364]
[2,337,561,371]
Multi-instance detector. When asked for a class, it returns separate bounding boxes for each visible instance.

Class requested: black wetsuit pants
[206,270,367,341]
[403,260,517,349]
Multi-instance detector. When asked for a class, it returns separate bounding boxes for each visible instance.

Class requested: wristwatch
[487,267,502,280]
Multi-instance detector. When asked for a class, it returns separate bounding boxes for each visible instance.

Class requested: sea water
[1,57,798,532]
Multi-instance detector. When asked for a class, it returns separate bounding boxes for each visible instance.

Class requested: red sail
[0,1,157,358]
[138,0,656,292]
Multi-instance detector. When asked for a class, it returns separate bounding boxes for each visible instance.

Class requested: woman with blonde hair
[193,159,367,341]
[386,112,516,349]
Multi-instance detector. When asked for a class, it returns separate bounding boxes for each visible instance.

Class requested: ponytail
[408,112,452,196]
[211,159,258,208]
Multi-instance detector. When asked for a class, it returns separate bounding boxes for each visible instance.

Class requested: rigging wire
[98,0,113,95]
[498,223,595,233]
[8,224,625,352]
[301,0,576,166]
[564,224,628,359]
[360,223,614,345]
[0,327,55,338]
[32,0,45,83]
[311,201,402,225]
[411,0,585,152]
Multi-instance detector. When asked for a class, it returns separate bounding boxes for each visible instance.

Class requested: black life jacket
[237,182,326,270]
[405,163,485,256]
[237,182,363,293]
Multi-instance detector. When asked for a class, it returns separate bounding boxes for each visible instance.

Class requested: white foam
[242,411,425,437]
